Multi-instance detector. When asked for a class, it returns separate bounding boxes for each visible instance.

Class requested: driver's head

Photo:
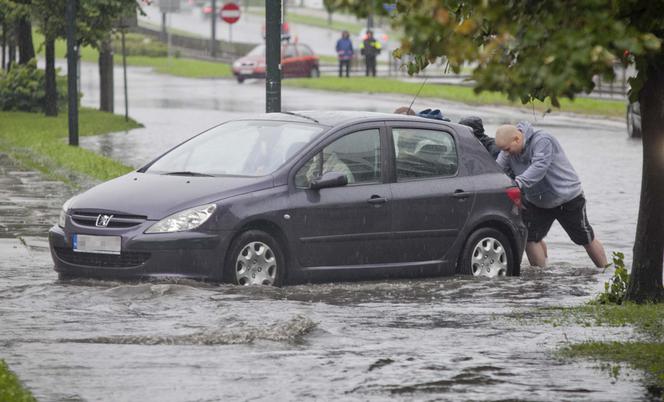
[495,125,524,155]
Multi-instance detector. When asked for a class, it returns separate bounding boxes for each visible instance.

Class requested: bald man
[495,122,607,268]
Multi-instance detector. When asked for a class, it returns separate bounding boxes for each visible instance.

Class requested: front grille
[71,211,147,229]
[55,247,150,268]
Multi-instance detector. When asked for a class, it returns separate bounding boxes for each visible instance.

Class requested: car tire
[236,75,245,84]
[309,66,320,78]
[459,228,515,277]
[225,230,285,286]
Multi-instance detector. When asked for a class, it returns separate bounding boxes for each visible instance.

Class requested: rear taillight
[506,187,522,209]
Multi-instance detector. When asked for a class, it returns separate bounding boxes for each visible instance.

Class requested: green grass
[32,31,232,79]
[284,76,626,118]
[552,303,664,391]
[250,7,365,34]
[562,342,664,390]
[0,109,141,184]
[0,360,36,402]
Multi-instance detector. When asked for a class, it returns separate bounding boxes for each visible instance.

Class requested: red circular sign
[220,3,241,24]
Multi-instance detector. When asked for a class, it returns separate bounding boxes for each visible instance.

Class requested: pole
[265,0,281,113]
[229,24,233,44]
[66,0,78,146]
[167,13,172,64]
[210,0,217,57]
[122,29,129,122]
[161,12,167,41]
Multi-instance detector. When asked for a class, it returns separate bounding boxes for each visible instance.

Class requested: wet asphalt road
[0,63,653,401]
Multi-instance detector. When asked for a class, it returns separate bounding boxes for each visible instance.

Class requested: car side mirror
[309,171,348,190]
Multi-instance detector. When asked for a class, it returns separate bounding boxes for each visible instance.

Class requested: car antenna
[281,111,319,124]
[408,77,428,112]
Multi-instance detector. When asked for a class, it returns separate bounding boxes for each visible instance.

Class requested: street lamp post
[265,0,281,113]
[66,0,78,146]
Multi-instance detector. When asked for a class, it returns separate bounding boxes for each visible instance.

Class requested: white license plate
[240,68,254,75]
[73,234,121,255]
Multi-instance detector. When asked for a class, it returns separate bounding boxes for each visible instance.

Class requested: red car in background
[232,43,320,83]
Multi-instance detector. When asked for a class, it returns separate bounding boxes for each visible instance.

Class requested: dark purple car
[49,111,526,286]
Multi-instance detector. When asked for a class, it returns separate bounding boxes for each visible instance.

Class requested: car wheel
[309,66,320,78]
[225,230,285,286]
[459,228,514,277]
[236,75,245,84]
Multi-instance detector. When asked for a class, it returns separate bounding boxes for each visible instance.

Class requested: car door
[287,125,393,268]
[281,44,298,78]
[388,125,473,263]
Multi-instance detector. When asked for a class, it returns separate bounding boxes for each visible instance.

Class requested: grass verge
[553,303,664,393]
[284,76,626,118]
[249,7,365,34]
[0,360,36,402]
[0,109,140,185]
[32,32,232,79]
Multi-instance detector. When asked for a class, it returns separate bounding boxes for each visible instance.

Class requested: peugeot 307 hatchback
[49,111,526,286]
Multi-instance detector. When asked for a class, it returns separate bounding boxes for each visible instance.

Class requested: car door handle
[367,195,387,205]
[453,189,471,199]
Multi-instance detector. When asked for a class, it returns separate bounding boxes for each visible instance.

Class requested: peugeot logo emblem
[95,214,114,227]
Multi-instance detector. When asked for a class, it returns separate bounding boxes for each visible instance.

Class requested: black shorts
[522,194,595,245]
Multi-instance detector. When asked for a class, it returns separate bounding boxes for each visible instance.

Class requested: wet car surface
[49,111,525,285]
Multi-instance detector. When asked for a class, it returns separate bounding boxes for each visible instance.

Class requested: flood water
[1,68,655,401]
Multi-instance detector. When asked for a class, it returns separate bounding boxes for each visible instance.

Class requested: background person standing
[335,30,354,78]
[360,30,381,77]
[495,122,608,269]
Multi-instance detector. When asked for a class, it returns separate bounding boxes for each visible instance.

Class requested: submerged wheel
[225,230,285,286]
[459,228,514,277]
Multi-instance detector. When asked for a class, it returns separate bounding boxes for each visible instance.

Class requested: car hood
[235,55,264,65]
[69,172,274,220]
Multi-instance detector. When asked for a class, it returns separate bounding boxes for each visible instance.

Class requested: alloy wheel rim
[235,241,277,286]
[470,237,508,277]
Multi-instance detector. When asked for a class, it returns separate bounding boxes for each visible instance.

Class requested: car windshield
[247,44,266,57]
[145,120,323,177]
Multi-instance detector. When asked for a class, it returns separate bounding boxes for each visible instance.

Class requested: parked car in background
[627,101,641,138]
[50,111,526,286]
[232,43,319,83]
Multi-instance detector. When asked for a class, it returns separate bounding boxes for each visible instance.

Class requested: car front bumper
[48,224,233,281]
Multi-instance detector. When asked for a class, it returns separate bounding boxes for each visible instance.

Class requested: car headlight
[58,197,75,228]
[145,204,217,233]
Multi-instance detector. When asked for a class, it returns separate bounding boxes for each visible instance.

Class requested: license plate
[240,68,253,75]
[73,234,121,255]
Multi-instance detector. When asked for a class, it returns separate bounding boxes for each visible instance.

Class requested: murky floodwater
[1,67,655,400]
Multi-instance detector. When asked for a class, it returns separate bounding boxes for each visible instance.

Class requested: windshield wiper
[162,171,214,177]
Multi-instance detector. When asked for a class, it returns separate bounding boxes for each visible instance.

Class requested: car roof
[252,110,464,130]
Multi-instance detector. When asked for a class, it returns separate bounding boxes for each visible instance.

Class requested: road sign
[159,0,180,13]
[220,3,240,24]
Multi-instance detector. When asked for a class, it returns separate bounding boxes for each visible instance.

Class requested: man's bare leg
[584,238,608,268]
[526,241,547,267]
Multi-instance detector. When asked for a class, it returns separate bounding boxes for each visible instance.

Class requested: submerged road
[0,63,650,401]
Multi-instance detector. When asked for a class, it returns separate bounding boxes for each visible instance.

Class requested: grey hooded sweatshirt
[496,122,582,208]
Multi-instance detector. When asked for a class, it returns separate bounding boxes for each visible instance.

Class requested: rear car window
[392,128,458,180]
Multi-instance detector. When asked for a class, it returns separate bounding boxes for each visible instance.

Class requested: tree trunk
[625,63,664,303]
[2,21,6,71]
[16,16,35,64]
[98,35,114,113]
[44,36,57,116]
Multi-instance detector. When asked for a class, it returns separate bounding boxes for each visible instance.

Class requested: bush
[0,59,67,113]
[112,33,180,58]
[595,251,630,305]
